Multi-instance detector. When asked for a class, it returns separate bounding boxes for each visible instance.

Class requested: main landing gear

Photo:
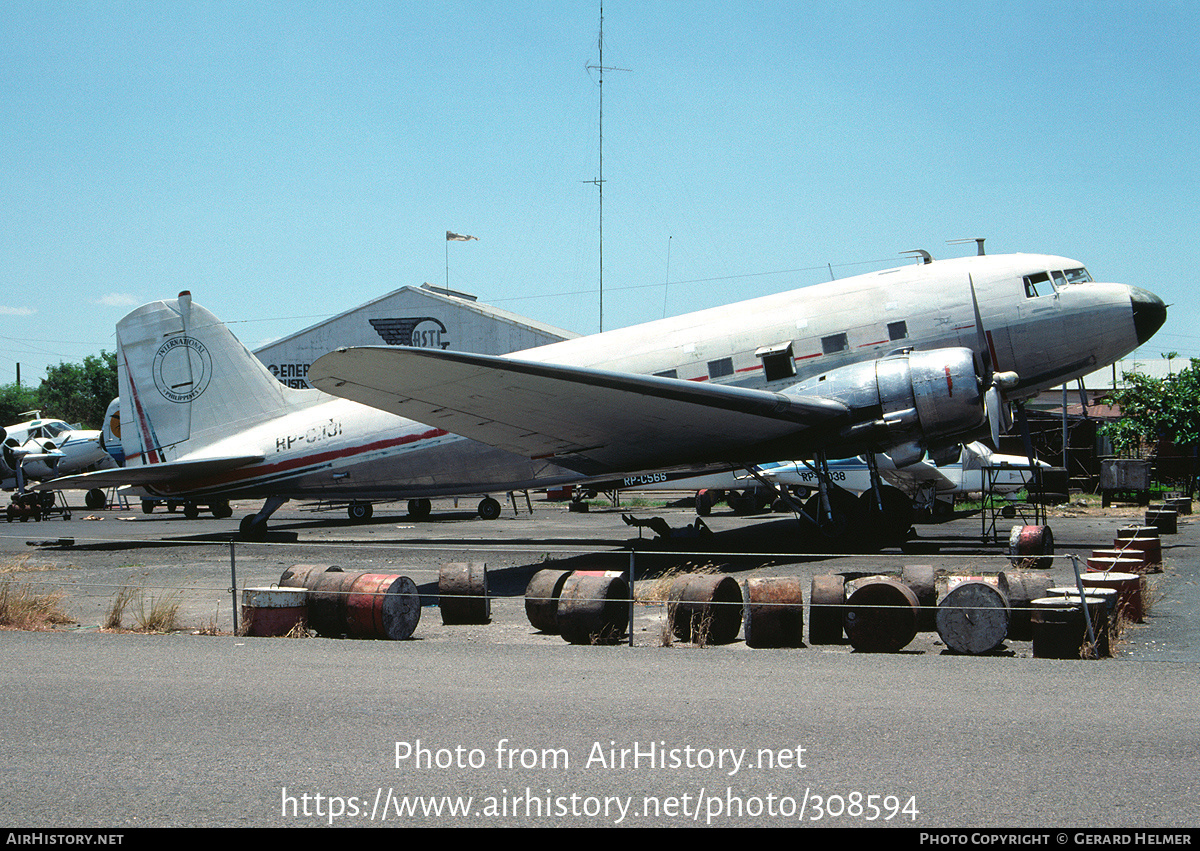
[239,495,288,541]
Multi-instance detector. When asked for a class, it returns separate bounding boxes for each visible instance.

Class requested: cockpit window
[1023,272,1053,298]
[41,422,68,437]
[1063,267,1092,284]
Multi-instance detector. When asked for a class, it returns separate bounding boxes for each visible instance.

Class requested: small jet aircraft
[35,249,1166,541]
[2,413,117,496]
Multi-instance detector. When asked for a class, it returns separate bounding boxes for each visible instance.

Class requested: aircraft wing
[29,455,265,491]
[309,347,849,476]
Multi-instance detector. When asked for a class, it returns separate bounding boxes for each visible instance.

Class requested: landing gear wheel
[141,499,155,514]
[729,490,759,515]
[347,502,373,522]
[695,490,713,517]
[804,488,857,541]
[407,498,431,520]
[211,501,233,519]
[477,496,501,520]
[239,514,267,540]
[85,488,106,510]
[183,502,200,519]
[856,486,914,547]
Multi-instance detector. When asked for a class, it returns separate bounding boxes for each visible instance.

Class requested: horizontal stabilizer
[310,347,847,476]
[31,455,264,491]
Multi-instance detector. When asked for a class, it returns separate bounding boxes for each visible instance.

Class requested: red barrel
[1080,572,1143,624]
[346,573,421,640]
[1008,525,1054,570]
[240,587,308,637]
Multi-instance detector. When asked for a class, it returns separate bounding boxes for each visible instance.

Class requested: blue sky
[2,1,1197,388]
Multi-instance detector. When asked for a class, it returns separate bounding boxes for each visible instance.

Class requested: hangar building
[253,284,576,388]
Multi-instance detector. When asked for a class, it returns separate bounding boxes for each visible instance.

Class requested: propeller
[969,274,1018,447]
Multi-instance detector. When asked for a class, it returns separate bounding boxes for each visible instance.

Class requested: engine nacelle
[784,347,986,465]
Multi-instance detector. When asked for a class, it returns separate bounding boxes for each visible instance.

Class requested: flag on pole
[446,231,478,241]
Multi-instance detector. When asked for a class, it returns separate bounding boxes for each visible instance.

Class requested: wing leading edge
[30,455,265,492]
[309,347,849,477]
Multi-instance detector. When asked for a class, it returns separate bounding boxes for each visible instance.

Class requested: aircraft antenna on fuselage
[948,238,987,256]
[901,249,934,265]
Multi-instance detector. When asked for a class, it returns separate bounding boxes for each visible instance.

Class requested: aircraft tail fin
[118,291,311,466]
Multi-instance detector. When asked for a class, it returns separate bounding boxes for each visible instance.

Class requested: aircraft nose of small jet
[1130,287,1167,345]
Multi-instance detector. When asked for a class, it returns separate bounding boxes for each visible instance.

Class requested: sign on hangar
[254,284,577,389]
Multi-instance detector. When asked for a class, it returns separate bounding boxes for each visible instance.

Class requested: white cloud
[0,305,36,316]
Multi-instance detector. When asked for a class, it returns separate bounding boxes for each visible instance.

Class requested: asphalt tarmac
[1,491,1197,829]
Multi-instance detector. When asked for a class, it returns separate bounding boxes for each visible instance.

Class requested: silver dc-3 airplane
[36,248,1166,541]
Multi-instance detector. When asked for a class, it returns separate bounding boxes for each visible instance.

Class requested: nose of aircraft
[1130,286,1167,345]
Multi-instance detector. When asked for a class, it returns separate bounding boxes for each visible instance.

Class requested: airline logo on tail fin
[152,336,213,403]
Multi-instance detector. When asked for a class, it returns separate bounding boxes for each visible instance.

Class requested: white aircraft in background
[604,441,1048,519]
[36,248,1165,542]
[2,413,117,496]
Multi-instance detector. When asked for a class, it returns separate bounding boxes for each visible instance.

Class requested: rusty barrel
[901,564,938,631]
[1145,508,1177,535]
[439,562,490,624]
[278,564,353,637]
[843,578,920,653]
[809,574,845,644]
[1049,586,1120,633]
[240,586,308,637]
[1166,496,1192,516]
[279,563,344,589]
[524,569,572,633]
[1008,524,1054,570]
[1031,596,1109,659]
[557,573,629,645]
[743,577,804,648]
[668,574,743,645]
[1086,555,1147,575]
[1112,534,1162,572]
[1080,571,1143,624]
[999,570,1053,642]
[936,580,1010,655]
[344,573,421,640]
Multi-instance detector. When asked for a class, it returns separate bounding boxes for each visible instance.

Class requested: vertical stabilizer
[118,292,308,465]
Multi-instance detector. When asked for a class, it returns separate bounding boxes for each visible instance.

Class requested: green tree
[0,382,42,427]
[36,351,118,430]
[1102,358,1200,468]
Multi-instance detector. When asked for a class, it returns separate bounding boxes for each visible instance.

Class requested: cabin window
[821,333,849,355]
[707,357,734,379]
[756,342,796,382]
[1051,270,1067,290]
[654,369,678,379]
[1023,272,1053,298]
[888,321,908,341]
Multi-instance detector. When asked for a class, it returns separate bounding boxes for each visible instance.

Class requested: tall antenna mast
[585,4,629,332]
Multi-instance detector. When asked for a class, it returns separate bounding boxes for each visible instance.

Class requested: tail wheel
[239,515,267,540]
[141,499,155,514]
[407,498,432,520]
[211,501,233,519]
[347,502,373,522]
[183,502,200,519]
[477,496,501,520]
[85,488,107,510]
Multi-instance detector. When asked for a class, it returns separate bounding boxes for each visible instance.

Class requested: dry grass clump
[104,586,138,630]
[634,562,722,604]
[0,557,73,630]
[133,590,182,633]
